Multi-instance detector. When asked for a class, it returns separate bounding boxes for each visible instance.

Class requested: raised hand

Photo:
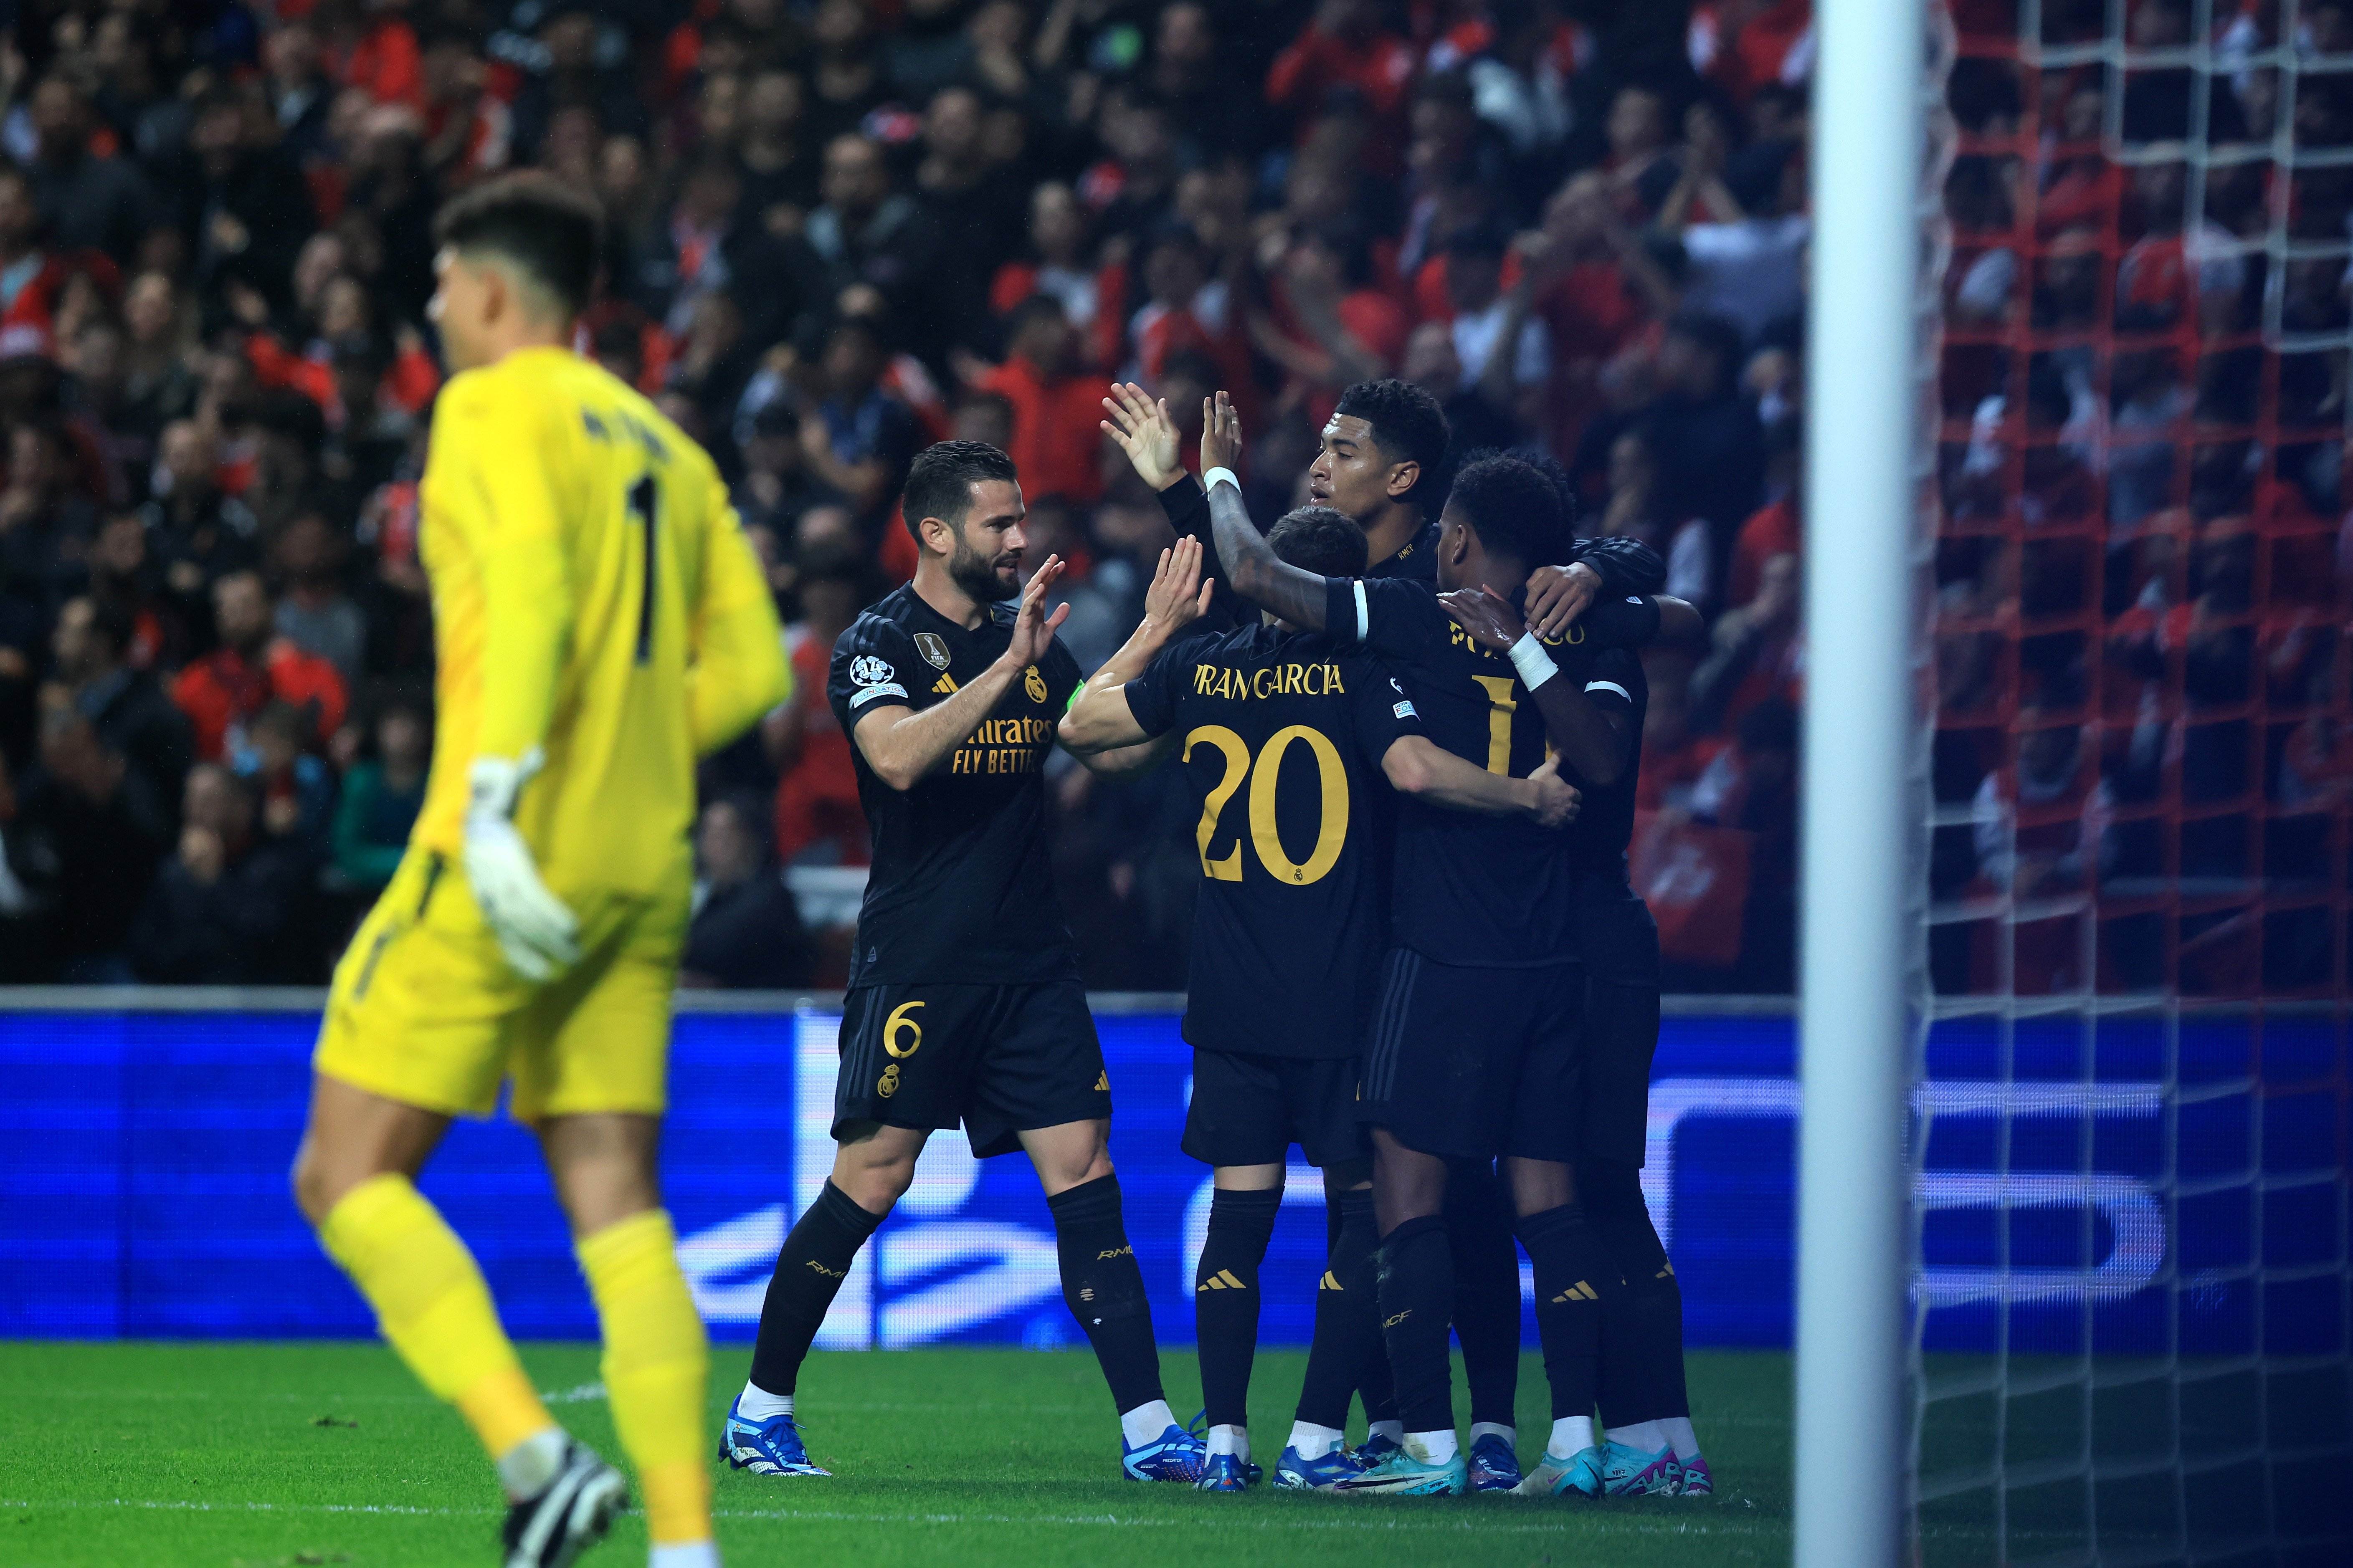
[1524,561,1603,639]
[1143,535,1215,636]
[1439,585,1528,651]
[1003,553,1072,669]
[1099,381,1185,491]
[1525,754,1581,828]
[1201,389,1244,476]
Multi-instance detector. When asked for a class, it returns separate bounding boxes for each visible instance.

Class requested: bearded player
[722,440,1209,1484]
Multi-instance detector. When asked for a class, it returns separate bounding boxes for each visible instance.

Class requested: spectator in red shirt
[170,568,347,765]
[768,547,867,867]
[978,296,1109,504]
[1266,0,1417,172]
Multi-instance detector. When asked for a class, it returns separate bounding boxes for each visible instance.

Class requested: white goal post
[1798,2,1936,1566]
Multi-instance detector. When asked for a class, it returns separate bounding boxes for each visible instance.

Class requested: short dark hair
[432,171,605,317]
[1333,379,1451,507]
[1267,506,1368,578]
[1445,451,1567,568]
[902,440,1019,542]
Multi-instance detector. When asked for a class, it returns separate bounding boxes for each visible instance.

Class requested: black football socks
[1373,1214,1457,1440]
[1048,1174,1166,1417]
[1193,1186,1281,1432]
[747,1179,885,1397]
[1517,1201,1618,1425]
[1444,1161,1523,1431]
[1295,1185,1383,1432]
[1581,1159,1692,1426]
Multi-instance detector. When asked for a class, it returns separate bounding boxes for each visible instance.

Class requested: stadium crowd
[0,0,2320,995]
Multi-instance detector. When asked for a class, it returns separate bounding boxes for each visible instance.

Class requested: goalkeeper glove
[461,749,580,981]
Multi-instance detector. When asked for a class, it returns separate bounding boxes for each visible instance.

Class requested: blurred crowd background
[0,0,2334,998]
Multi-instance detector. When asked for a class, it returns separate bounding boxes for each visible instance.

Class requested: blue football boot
[1271,1443,1369,1490]
[1354,1430,1403,1467]
[1599,1442,1683,1496]
[717,1396,829,1477]
[1122,1422,1209,1483]
[1513,1444,1606,1498]
[1334,1440,1469,1497]
[1196,1451,1254,1492]
[1467,1431,1523,1492]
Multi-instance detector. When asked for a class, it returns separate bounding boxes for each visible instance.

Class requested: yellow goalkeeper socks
[576,1209,712,1548]
[317,1174,560,1469]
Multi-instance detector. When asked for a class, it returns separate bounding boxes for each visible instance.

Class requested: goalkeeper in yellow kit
[289,173,789,1568]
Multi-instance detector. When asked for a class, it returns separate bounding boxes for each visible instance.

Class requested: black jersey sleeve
[1580,646,1641,720]
[1342,652,1426,761]
[1157,479,1244,632]
[1123,635,1200,738]
[1322,574,1444,657]
[826,615,924,734]
[1575,592,1663,650]
[1571,534,1667,598]
[1042,637,1084,711]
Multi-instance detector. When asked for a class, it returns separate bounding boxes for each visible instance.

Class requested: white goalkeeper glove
[461,749,580,981]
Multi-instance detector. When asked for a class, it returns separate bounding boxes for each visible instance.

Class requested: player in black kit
[1061,514,1578,1492]
[1182,393,1681,1496]
[1442,486,1710,1498]
[1102,378,1662,1490]
[722,441,1208,1485]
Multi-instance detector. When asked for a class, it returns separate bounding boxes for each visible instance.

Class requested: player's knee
[833,1157,914,1214]
[290,1139,352,1228]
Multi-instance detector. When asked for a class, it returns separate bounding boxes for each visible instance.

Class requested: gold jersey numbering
[1183,723,1350,885]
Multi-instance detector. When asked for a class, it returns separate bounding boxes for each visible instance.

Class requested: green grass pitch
[0,1342,1792,1567]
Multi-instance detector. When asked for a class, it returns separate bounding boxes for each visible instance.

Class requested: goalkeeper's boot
[1334,1438,1468,1497]
[502,1439,626,1568]
[1121,1422,1209,1483]
[1674,1454,1715,1496]
[717,1396,829,1477]
[1599,1442,1683,1497]
[1513,1444,1606,1499]
[1467,1431,1522,1492]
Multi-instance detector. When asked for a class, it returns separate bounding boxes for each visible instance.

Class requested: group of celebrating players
[285,172,1709,1568]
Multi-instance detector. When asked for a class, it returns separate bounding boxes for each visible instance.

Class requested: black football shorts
[1182,1048,1369,1170]
[1575,884,1663,1167]
[833,980,1110,1157]
[1357,948,1583,1162]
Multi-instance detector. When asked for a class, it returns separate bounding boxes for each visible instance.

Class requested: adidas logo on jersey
[932,673,958,694]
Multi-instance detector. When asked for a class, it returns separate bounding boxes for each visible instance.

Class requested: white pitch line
[0,1495,1781,1540]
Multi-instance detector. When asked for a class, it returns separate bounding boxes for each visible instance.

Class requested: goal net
[1914,0,2352,1561]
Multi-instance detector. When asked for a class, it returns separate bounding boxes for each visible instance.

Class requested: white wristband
[1507,631,1558,691]
[1203,465,1240,495]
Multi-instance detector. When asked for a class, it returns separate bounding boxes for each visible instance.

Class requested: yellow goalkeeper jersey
[411,345,788,897]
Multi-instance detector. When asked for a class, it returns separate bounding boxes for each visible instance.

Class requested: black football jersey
[826,584,1084,986]
[1322,575,1660,966]
[1125,622,1423,1059]
[1562,645,1647,884]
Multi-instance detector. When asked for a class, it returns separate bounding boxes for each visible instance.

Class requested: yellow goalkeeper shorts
[313,847,690,1120]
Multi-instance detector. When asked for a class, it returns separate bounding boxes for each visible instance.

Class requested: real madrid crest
[914,632,950,670]
[1023,665,1048,703]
